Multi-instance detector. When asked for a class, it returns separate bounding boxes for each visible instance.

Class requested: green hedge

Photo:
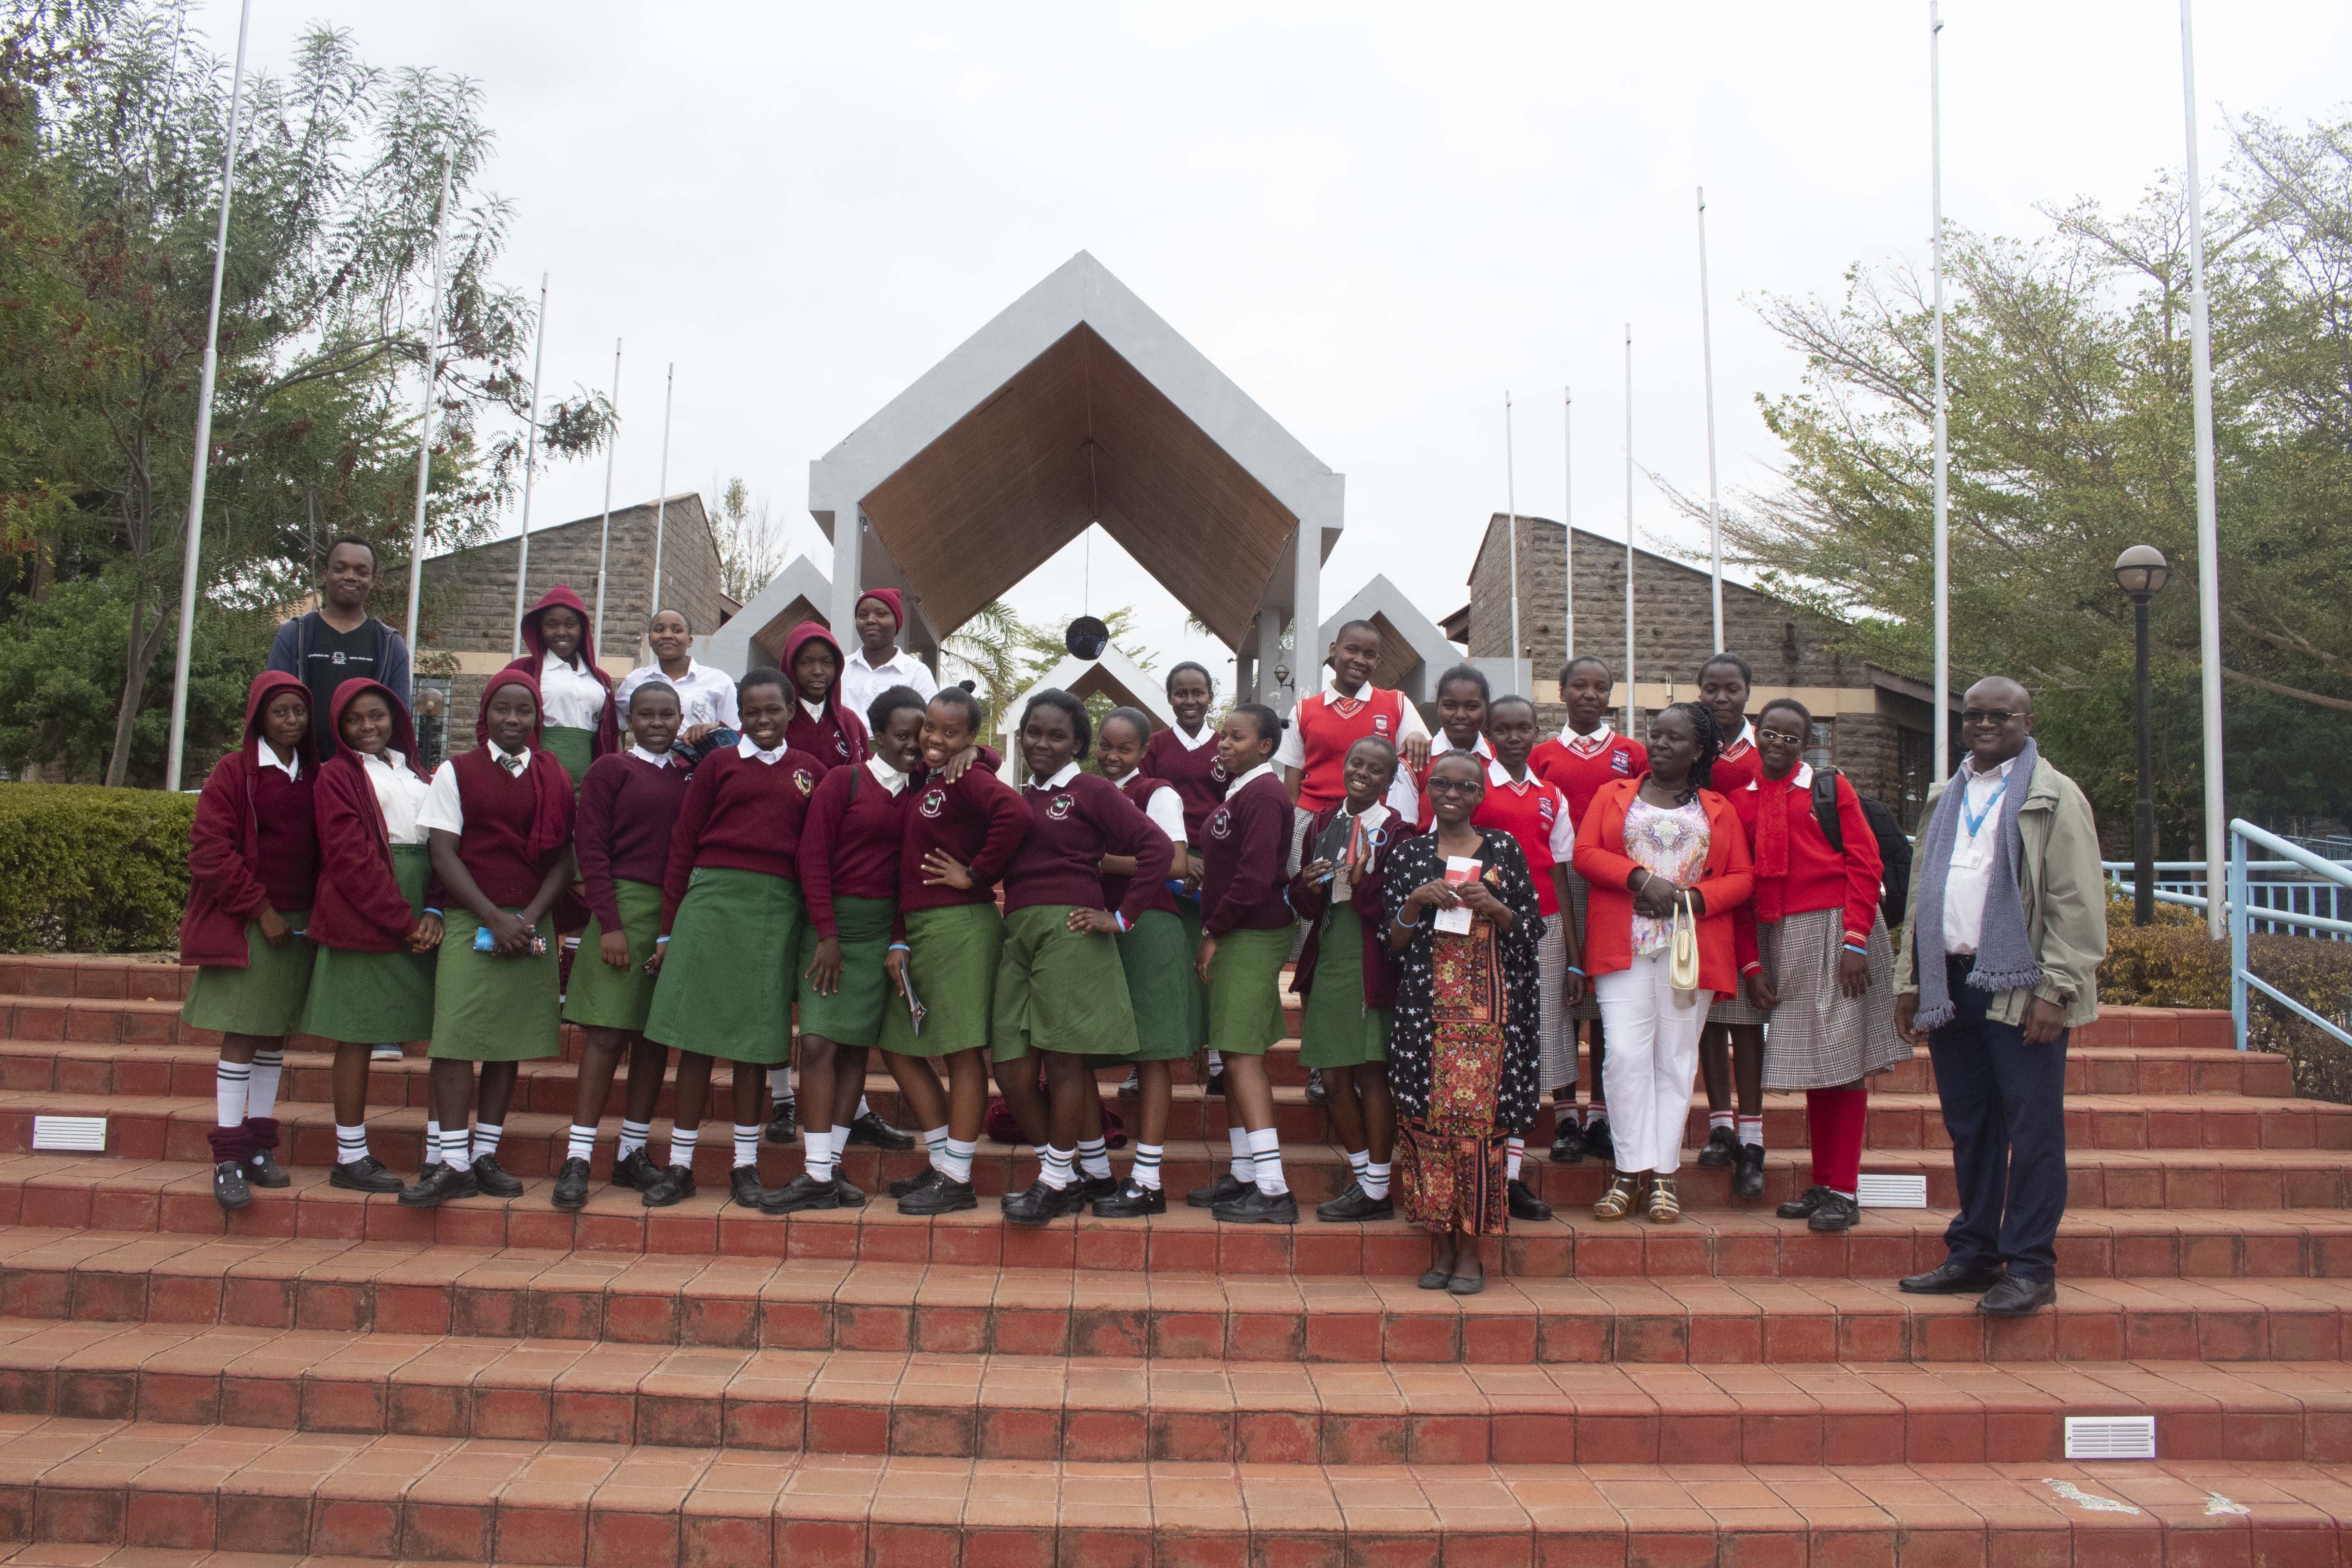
[0,784,194,954]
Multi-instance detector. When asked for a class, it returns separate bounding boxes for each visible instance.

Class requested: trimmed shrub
[0,784,194,953]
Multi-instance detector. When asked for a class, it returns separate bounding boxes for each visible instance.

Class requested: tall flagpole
[1504,392,1521,686]
[402,148,455,656]
[648,363,674,636]
[1929,0,1952,782]
[1623,323,1637,736]
[163,0,254,792]
[1697,185,1725,654]
[509,273,549,657]
[591,339,623,657]
[2180,0,2226,938]
[1563,386,1575,659]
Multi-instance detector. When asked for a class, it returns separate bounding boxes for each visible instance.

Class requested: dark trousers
[1925,956,2070,1281]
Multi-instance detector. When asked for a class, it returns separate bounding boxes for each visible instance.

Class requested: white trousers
[1593,952,1713,1175]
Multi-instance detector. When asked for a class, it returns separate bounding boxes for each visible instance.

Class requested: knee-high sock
[214,1059,250,1129]
[245,1047,284,1120]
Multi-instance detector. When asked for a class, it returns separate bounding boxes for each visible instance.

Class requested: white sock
[214,1060,250,1128]
[1076,1137,1111,1181]
[1039,1145,1073,1190]
[1247,1126,1287,1197]
[734,1123,760,1168]
[943,1138,976,1185]
[472,1122,503,1164]
[246,1048,283,1120]
[335,1124,368,1165]
[925,1124,952,1174]
[619,1119,649,1160]
[1737,1115,1764,1150]
[670,1126,699,1167]
[767,1066,794,1103]
[427,1117,441,1156]
[1362,1160,1391,1201]
[1586,1103,1606,1127]
[1131,1143,1162,1191]
[1710,1109,1735,1134]
[442,1127,470,1171]
[1507,1137,1525,1182]
[804,1127,836,1182]
[1348,1148,1370,1186]
[857,1096,874,1119]
[566,1125,594,1163]
[1228,1126,1251,1183]
[831,1123,853,1161]
[1206,1049,1225,1070]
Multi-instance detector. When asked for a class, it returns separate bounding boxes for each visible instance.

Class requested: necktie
[499,752,524,777]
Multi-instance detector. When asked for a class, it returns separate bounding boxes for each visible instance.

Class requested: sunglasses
[1757,727,1805,747]
[1425,776,1483,796]
[1961,710,2025,726]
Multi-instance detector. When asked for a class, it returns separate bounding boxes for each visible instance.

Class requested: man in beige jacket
[1893,676,2107,1317]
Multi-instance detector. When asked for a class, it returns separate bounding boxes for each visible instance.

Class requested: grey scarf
[1911,738,2043,1030]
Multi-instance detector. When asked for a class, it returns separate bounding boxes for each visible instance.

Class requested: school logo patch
[1373,715,1391,735]
[1209,807,1233,841]
[1611,752,1632,774]
[1538,798,1557,826]
[793,769,815,797]
[835,735,850,758]
[919,788,946,819]
[1210,761,1228,783]
[1048,794,1075,821]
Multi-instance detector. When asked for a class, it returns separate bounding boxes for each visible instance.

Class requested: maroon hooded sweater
[447,669,575,909]
[1199,769,1295,936]
[501,583,619,760]
[307,678,441,952]
[896,760,1031,917]
[779,622,869,772]
[180,671,321,968]
[1004,768,1173,927]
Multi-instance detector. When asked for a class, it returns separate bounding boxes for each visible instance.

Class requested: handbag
[1668,889,1702,995]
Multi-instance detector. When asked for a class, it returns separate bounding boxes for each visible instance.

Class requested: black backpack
[1810,768,1913,931]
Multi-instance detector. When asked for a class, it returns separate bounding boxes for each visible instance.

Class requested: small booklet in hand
[1435,857,1483,934]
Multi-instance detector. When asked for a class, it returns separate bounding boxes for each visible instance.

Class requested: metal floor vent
[2064,1416,2157,1460]
[30,1116,107,1153]
[1856,1174,1928,1209]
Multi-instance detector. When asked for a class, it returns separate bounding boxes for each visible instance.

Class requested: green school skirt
[562,877,665,1032]
[797,894,897,1049]
[879,902,1001,1059]
[1298,904,1392,1069]
[991,903,1137,1062]
[645,866,803,1065]
[1112,908,1206,1064]
[542,725,595,796]
[299,845,437,1044]
[428,907,559,1061]
[1205,924,1292,1057]
[182,911,314,1038]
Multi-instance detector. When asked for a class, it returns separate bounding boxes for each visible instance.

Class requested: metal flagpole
[2180,0,2226,939]
[1504,392,1521,687]
[163,0,254,793]
[1697,185,1725,654]
[1563,387,1574,659]
[509,273,549,657]
[402,148,455,656]
[590,339,622,657]
[1623,324,1636,736]
[648,363,674,635]
[1929,0,1952,782]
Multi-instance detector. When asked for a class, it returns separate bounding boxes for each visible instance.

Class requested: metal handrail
[2107,856,2351,938]
[2230,818,2352,1053]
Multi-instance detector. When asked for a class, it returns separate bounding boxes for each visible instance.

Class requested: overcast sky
[224,1,2350,680]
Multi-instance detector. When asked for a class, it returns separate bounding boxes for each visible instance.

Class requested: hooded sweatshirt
[779,622,870,772]
[306,678,443,952]
[425,669,576,908]
[503,583,618,759]
[180,671,320,967]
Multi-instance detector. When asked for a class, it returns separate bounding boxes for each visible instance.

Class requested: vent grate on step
[29,1115,106,1152]
[1857,1173,1928,1208]
[2064,1416,2157,1460]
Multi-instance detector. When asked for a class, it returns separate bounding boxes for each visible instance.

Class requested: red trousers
[1805,1083,1868,1195]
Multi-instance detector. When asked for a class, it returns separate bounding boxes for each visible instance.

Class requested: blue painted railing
[2226,820,2352,1054]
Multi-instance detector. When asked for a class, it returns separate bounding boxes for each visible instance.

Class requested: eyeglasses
[1961,709,2025,726]
[1757,727,1804,747]
[1424,777,1482,796]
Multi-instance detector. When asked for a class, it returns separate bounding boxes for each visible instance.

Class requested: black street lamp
[2112,545,2173,926]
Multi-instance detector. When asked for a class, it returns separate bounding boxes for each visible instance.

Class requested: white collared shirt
[864,755,911,796]
[1224,759,1278,797]
[1941,754,2019,956]
[255,737,302,782]
[1139,783,1185,845]
[1031,760,1082,791]
[1720,720,1757,758]
[840,646,939,721]
[417,740,530,835]
[1165,720,1215,752]
[1747,761,1815,793]
[627,744,675,769]
[1561,720,1617,756]
[799,697,828,723]
[616,660,740,733]
[738,734,790,765]
[537,652,607,732]
[363,749,431,846]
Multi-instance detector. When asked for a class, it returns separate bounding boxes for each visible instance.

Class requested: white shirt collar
[1322,676,1377,702]
[864,754,910,795]
[484,738,531,775]
[799,697,828,721]
[1030,760,1082,790]
[1562,720,1615,753]
[1430,731,1493,760]
[1722,720,1755,754]
[738,734,788,764]
[1225,759,1278,795]
[1965,753,2019,782]
[848,644,910,673]
[628,744,674,769]
[541,648,586,675]
[255,738,302,781]
[1169,720,1215,751]
[1748,760,1813,791]
[363,747,408,774]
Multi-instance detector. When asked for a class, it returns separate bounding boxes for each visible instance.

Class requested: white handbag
[1668,889,1703,999]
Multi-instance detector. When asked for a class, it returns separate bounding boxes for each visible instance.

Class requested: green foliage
[0,781,192,952]
[941,601,1156,738]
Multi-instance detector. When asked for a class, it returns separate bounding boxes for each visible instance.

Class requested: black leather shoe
[213,1160,252,1210]
[328,1156,403,1194]
[1807,1191,1861,1233]
[1083,1172,1119,1202]
[1315,1181,1393,1223]
[760,1172,840,1214]
[1187,1172,1252,1209]
[1733,1143,1766,1199]
[831,1174,868,1208]
[1550,1121,1586,1164]
[728,1166,769,1209]
[642,1164,696,1208]
[900,1175,978,1216]
[1583,1117,1613,1166]
[469,1155,524,1199]
[398,1163,478,1208]
[1508,1179,1553,1222]
[764,1105,799,1146]
[1212,1187,1298,1225]
[1899,1259,2007,1295]
[1305,1068,1327,1107]
[550,1156,593,1210]
[846,1112,916,1151]
[244,1151,291,1189]
[1777,1185,1836,1220]
[1091,1178,1167,1218]
[1002,1179,1082,1227]
[1977,1274,2057,1317]
[890,1167,941,1200]
[611,1148,662,1191]
[1695,1125,1738,1168]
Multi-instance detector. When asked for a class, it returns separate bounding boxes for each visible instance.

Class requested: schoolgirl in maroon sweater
[781,622,870,773]
[1142,660,1225,881]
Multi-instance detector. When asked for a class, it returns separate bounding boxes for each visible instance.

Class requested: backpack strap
[1810,766,1845,854]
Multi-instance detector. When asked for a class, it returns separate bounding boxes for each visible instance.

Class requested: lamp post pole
[2114,544,2171,927]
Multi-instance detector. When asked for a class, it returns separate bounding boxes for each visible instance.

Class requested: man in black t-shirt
[266,535,412,762]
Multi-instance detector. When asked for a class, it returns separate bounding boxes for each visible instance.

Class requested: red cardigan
[1570,777,1755,1000]
[1730,767,1884,973]
[179,671,320,968]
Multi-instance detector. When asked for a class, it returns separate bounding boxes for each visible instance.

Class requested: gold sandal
[1592,1172,1642,1221]
[1647,1174,1682,1224]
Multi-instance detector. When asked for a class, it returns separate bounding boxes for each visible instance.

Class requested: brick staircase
[0,951,2342,1566]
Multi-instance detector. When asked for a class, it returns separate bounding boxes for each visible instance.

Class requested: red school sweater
[897,764,1031,916]
[1199,770,1295,936]
[1288,686,1413,813]
[1710,722,1760,796]
[574,750,692,932]
[1469,769,1576,918]
[1529,726,1647,824]
[1003,770,1172,926]
[1730,766,1885,972]
[1142,723,1225,847]
[800,762,916,938]
[658,744,824,932]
